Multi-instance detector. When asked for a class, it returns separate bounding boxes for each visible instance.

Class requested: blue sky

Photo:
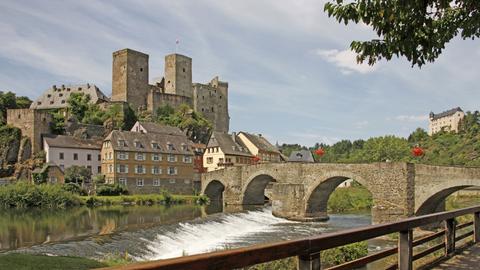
[1,1,479,146]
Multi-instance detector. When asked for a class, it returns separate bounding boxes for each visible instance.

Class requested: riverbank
[81,194,208,206]
[0,253,107,270]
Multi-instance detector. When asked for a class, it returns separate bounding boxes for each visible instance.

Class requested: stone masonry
[202,162,480,224]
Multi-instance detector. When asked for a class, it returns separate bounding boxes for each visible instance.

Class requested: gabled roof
[135,121,185,136]
[30,83,109,110]
[430,107,463,120]
[288,150,315,163]
[44,135,103,150]
[238,132,280,153]
[207,132,252,157]
[105,130,193,155]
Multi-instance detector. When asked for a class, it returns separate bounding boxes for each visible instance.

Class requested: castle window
[140,68,143,72]
[219,96,222,99]
[37,102,41,105]
[202,96,204,100]
[211,107,214,112]
[61,100,65,104]
[183,68,186,72]
[47,94,51,98]
[201,108,204,112]
[59,93,63,97]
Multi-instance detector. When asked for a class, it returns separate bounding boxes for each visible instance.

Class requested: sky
[1,0,479,146]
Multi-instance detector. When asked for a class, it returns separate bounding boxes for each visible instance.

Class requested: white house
[43,135,103,175]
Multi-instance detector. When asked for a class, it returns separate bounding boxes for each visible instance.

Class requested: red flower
[314,148,325,156]
[412,147,424,157]
[252,156,261,163]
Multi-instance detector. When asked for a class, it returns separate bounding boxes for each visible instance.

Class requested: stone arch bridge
[201,162,480,224]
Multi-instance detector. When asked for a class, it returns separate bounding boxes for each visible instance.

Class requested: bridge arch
[203,180,226,202]
[242,173,277,205]
[304,171,372,221]
[416,185,473,216]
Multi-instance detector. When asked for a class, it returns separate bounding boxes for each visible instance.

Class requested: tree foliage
[64,166,92,185]
[67,92,91,122]
[155,104,212,143]
[324,0,480,67]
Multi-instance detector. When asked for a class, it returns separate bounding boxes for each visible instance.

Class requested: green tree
[67,93,91,122]
[50,110,66,135]
[0,91,33,124]
[408,128,429,144]
[64,166,92,185]
[155,104,212,143]
[324,0,480,67]
[82,104,107,125]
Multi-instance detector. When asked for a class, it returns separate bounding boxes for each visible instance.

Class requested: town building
[237,132,282,163]
[43,135,103,175]
[428,107,465,135]
[203,132,254,172]
[288,150,315,163]
[111,48,229,133]
[101,130,195,194]
[131,121,185,136]
[30,83,109,110]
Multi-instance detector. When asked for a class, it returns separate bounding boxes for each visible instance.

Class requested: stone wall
[7,108,52,154]
[148,90,192,113]
[164,54,193,99]
[193,77,229,133]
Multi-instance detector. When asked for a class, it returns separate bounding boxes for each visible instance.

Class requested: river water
[0,203,393,262]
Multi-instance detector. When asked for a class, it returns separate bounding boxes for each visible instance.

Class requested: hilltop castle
[111,49,229,133]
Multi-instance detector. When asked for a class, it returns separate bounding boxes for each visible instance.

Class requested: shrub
[0,182,81,208]
[96,184,128,196]
[61,183,87,196]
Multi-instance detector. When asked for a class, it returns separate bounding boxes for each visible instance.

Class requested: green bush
[61,183,87,196]
[96,184,128,196]
[0,182,81,208]
[328,185,372,213]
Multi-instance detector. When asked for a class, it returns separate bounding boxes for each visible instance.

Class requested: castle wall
[7,109,52,154]
[148,89,192,113]
[193,77,229,133]
[164,54,193,99]
[112,49,149,111]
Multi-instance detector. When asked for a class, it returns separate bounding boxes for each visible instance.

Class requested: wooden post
[474,212,480,243]
[297,253,320,270]
[398,229,413,270]
[445,218,456,256]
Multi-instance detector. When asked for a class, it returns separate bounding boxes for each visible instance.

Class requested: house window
[87,165,92,172]
[169,179,176,184]
[119,178,127,186]
[183,156,192,163]
[136,179,144,187]
[153,179,160,186]
[219,158,224,164]
[152,166,161,175]
[59,152,64,160]
[117,140,127,147]
[135,153,146,161]
[108,164,113,173]
[117,164,129,173]
[168,167,177,175]
[135,165,146,174]
[108,152,112,160]
[60,164,65,171]
[98,154,101,161]
[50,177,57,183]
[151,142,160,150]
[181,144,187,151]
[207,157,213,164]
[152,154,161,161]
[87,154,91,161]
[168,154,176,162]
[118,152,129,160]
[167,143,174,151]
[73,153,78,160]
[97,166,102,173]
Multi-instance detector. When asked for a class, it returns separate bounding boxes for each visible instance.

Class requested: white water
[142,208,294,260]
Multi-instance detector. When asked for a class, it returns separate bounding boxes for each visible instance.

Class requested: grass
[80,194,208,206]
[0,253,107,270]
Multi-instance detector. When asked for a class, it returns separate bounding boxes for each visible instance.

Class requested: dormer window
[151,142,160,150]
[181,143,187,151]
[117,140,127,147]
[47,94,51,98]
[167,142,174,151]
[135,141,143,148]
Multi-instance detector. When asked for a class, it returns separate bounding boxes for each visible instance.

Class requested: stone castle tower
[111,48,229,133]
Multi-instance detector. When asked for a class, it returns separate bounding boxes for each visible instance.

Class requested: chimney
[231,132,236,142]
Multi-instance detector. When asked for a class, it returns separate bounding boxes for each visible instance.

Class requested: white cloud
[314,49,378,74]
[391,115,429,122]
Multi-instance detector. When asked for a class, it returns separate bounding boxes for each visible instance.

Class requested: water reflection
[0,204,221,251]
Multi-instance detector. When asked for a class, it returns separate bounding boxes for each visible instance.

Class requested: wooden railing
[101,206,480,270]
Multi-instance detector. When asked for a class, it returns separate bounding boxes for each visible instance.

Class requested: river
[0,203,394,262]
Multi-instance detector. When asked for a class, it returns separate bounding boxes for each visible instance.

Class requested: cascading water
[142,208,295,260]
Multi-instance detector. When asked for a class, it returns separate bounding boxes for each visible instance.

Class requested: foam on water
[142,208,292,260]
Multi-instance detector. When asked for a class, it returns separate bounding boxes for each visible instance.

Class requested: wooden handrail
[100,205,480,270]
